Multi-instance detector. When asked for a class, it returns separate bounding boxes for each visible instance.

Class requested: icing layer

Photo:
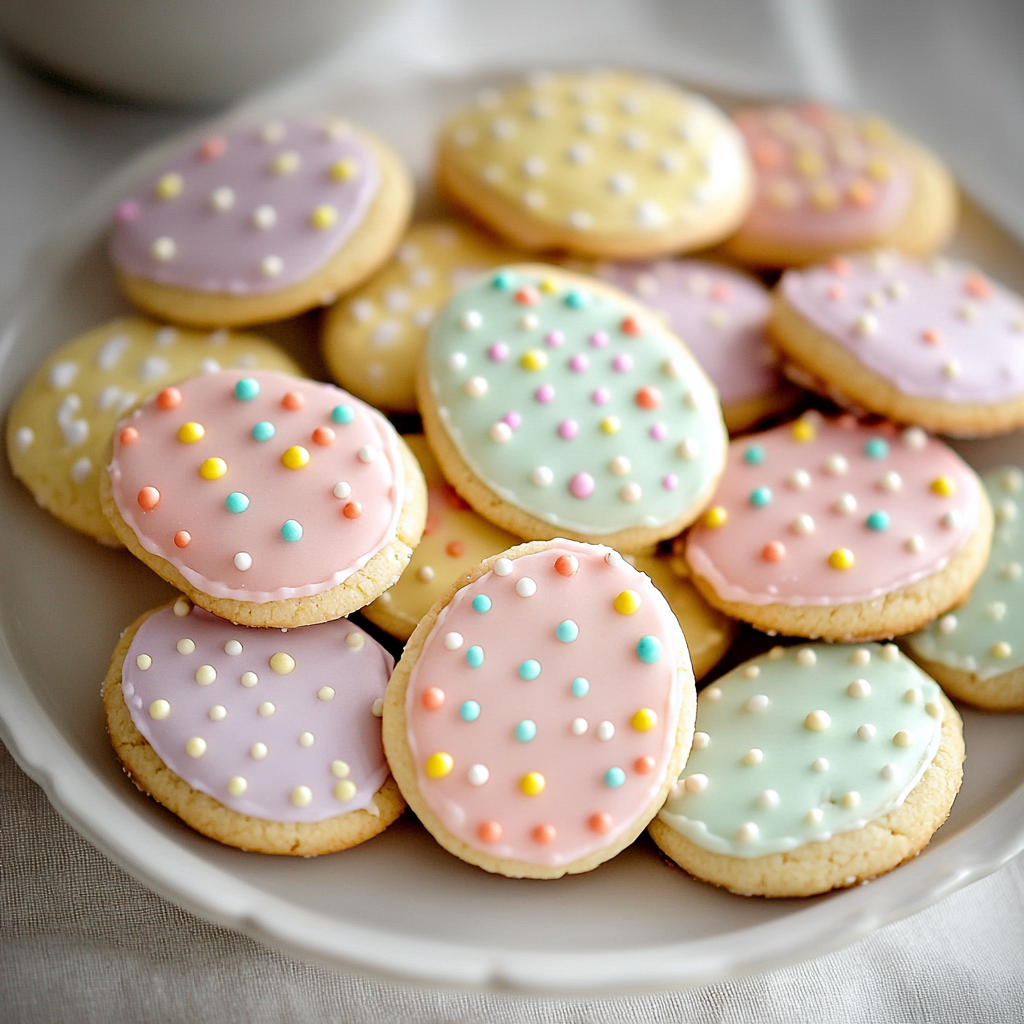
[405,540,689,867]
[123,603,392,823]
[425,266,726,535]
[109,369,404,603]
[685,414,981,606]
[110,117,380,294]
[780,252,1024,403]
[658,643,944,857]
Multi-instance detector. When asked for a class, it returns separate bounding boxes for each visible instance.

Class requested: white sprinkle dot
[692,731,709,750]
[241,672,258,688]
[841,791,861,809]
[468,764,490,786]
[736,822,759,842]
[880,643,899,661]
[927,702,943,719]
[791,514,815,535]
[805,709,831,732]
[677,438,700,460]
[358,445,377,463]
[704,686,722,702]
[151,237,176,261]
[516,577,537,598]
[14,426,34,451]
[812,757,830,773]
[880,471,902,492]
[745,694,769,713]
[291,786,312,808]
[857,723,877,741]
[893,729,913,747]
[571,717,588,736]
[444,632,464,651]
[465,376,488,398]
[834,493,857,514]
[788,469,811,490]
[902,427,927,449]
[848,678,871,698]
[683,773,708,793]
[490,422,512,444]
[742,748,763,766]
[224,640,242,656]
[605,551,623,567]
[234,552,253,571]
[461,310,482,330]
[757,789,780,810]
[824,454,848,476]
[905,534,925,554]
[448,352,467,371]
[597,720,615,741]
[805,808,824,825]
[493,558,513,577]
[796,648,817,667]
[743,665,760,679]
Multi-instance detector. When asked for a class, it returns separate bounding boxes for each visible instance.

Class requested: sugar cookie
[6,318,300,545]
[684,413,992,640]
[650,642,963,897]
[720,103,956,268]
[322,221,526,414]
[101,369,426,627]
[437,71,752,258]
[383,538,694,878]
[419,264,727,552]
[110,116,412,327]
[104,599,403,855]
[772,252,1024,437]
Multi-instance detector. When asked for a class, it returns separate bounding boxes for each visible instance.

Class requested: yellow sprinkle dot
[290,785,312,807]
[631,708,658,732]
[520,349,549,372]
[330,157,359,181]
[791,419,816,443]
[520,771,545,796]
[600,416,621,435]
[540,278,559,294]
[613,589,641,615]
[426,752,453,779]
[310,204,337,230]
[861,117,892,144]
[270,652,295,674]
[185,737,207,758]
[811,183,839,210]
[227,776,247,796]
[345,632,365,650]
[867,156,891,181]
[155,172,183,200]
[148,699,170,720]
[931,476,955,497]
[795,149,825,178]
[334,780,357,801]
[992,641,1012,659]
[199,457,227,480]
[704,505,728,528]
[828,548,855,570]
[281,445,310,469]
[271,150,301,175]
[177,422,205,444]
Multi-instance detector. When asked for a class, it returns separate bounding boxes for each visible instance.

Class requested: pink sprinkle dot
[592,387,610,405]
[613,354,633,373]
[589,331,609,348]
[569,472,595,498]
[662,473,678,490]
[545,330,565,347]
[199,136,226,160]
[827,284,845,302]
[115,200,139,224]
[710,281,733,302]
[503,411,522,430]
[488,341,509,361]
[558,419,579,440]
[569,354,589,372]
[535,384,555,404]
[650,423,668,441]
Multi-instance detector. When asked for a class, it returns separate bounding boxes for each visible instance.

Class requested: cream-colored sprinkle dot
[692,731,710,750]
[371,698,384,718]
[824,453,848,476]
[317,686,335,702]
[796,648,817,668]
[1003,562,1023,581]
[176,638,195,655]
[992,641,1013,659]
[683,773,708,793]
[850,649,871,666]
[334,780,357,801]
[942,360,961,379]
[834,493,857,514]
[465,376,488,398]
[893,729,913,747]
[136,654,152,671]
[290,786,312,808]
[986,601,1008,622]
[610,455,631,476]
[905,535,925,554]
[745,694,770,713]
[345,632,366,650]
[879,471,903,492]
[448,352,467,371]
[227,776,247,796]
[841,791,861,809]
[996,499,1018,524]
[224,640,242,656]
[743,665,760,680]
[926,702,943,719]
[880,764,898,781]
[571,717,589,736]
[516,577,538,598]
[805,808,824,825]
[252,204,277,229]
[185,737,207,758]
[880,644,899,662]
[258,702,275,717]
[848,678,871,698]
[791,514,815,535]
[530,466,553,487]
[902,427,927,449]
[207,704,227,722]
[857,723,877,740]
[250,742,268,760]
[597,720,615,741]
[677,438,700,460]
[209,186,235,212]
[270,652,295,675]
[812,757,829,773]
[173,596,192,617]
[854,312,879,337]
[805,710,831,732]
[904,687,923,704]
[330,760,351,779]
[757,789,780,810]
[298,732,314,747]
[742,748,763,767]
[788,469,811,490]
[148,699,170,719]
[490,422,513,444]
[704,686,722,702]
[194,664,216,686]
[736,822,759,842]
[241,672,258,688]
[620,482,642,503]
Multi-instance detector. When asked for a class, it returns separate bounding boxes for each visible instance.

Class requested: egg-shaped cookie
[437,71,752,258]
[104,598,403,855]
[109,116,412,327]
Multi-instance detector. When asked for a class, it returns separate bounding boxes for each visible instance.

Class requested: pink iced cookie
[721,103,955,268]
[101,369,426,628]
[685,414,992,640]
[597,259,800,432]
[773,252,1024,436]
[104,599,404,855]
[383,539,695,878]
[110,116,412,326]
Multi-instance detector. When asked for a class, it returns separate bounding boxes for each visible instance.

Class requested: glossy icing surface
[733,103,912,247]
[109,369,404,603]
[405,540,689,867]
[685,414,981,606]
[780,252,1024,402]
[123,602,392,823]
[906,467,1024,678]
[425,266,726,535]
[658,643,944,857]
[110,117,379,294]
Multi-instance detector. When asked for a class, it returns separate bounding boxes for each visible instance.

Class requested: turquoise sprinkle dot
[866,510,890,531]
[251,420,275,442]
[744,445,766,465]
[637,635,662,664]
[466,646,484,668]
[234,377,260,401]
[519,659,542,681]
[564,289,589,309]
[604,767,626,789]
[472,594,492,614]
[750,486,772,508]
[865,437,890,459]
[225,491,249,513]
[459,700,481,722]
[280,519,303,542]
[515,719,537,742]
[556,619,579,643]
[571,676,590,698]
[492,270,516,290]
[331,404,354,425]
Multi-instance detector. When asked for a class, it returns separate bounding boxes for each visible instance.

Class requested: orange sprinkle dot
[588,812,614,835]
[157,387,182,411]
[515,286,540,306]
[119,426,139,446]
[621,315,643,336]
[827,256,851,277]
[446,541,465,558]
[138,486,160,511]
[964,272,992,300]
[635,385,662,410]
[554,554,579,577]
[281,391,304,411]
[751,138,786,170]
[342,501,363,519]
[174,530,191,548]
[762,540,786,562]
[421,687,445,711]
[478,821,503,844]
[827,284,845,302]
[634,755,656,774]
[532,824,557,844]
[311,426,335,446]
[847,179,876,207]
[921,328,942,345]
[199,136,226,160]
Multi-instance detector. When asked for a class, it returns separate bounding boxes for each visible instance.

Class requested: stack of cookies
[8,72,1024,898]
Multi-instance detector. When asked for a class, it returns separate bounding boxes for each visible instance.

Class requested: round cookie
[362,435,520,641]
[772,252,1024,437]
[595,259,802,433]
[904,467,1024,709]
[684,413,993,641]
[5,318,300,545]
[322,221,526,414]
[419,264,728,552]
[104,598,403,855]
[720,103,957,268]
[650,642,963,897]
[383,538,695,879]
[110,115,412,327]
[436,70,752,259]
[101,369,426,628]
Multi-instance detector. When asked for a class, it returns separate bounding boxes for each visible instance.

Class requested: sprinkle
[493,559,513,578]
[200,457,227,480]
[744,445,767,465]
[250,742,268,760]
[329,157,359,181]
[465,376,488,398]
[137,486,160,511]
[521,349,548,372]
[242,673,259,689]
[834,493,857,514]
[992,641,1012,659]
[571,677,590,698]
[857,724,877,741]
[234,552,253,571]
[157,386,181,410]
[154,173,183,200]
[148,699,170,719]
[426,753,453,779]
[269,652,295,674]
[520,772,545,796]
[331,403,355,425]
[902,427,927,449]
[280,520,303,542]
[604,767,626,789]
[466,646,485,668]
[893,730,913,747]
[848,679,871,698]
[225,492,249,514]
[942,510,962,530]
[478,822,503,843]
[866,510,890,531]
[762,541,786,562]
[571,718,589,736]
[812,757,829,773]
[704,687,722,702]
[515,719,537,742]
[609,455,631,475]
[554,554,578,577]
[614,590,641,615]
[796,648,817,667]
[931,476,955,497]
[531,466,553,487]
[342,501,362,519]
[310,204,337,230]
[749,486,772,508]
[805,710,831,732]
[788,469,811,490]
[468,764,489,786]
[556,619,579,643]
[636,635,662,664]
[704,506,728,528]
[281,446,309,470]
[176,638,195,655]
[905,535,925,553]
[460,701,481,722]
[257,701,275,717]
[620,482,642,503]
[791,419,816,443]
[422,687,445,711]
[185,737,207,758]
[737,822,759,843]
[568,472,594,499]
[194,665,216,686]
[597,721,615,741]
[519,659,542,680]
[631,708,657,731]
[828,548,855,570]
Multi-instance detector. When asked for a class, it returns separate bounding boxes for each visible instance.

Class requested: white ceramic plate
[3,72,1024,994]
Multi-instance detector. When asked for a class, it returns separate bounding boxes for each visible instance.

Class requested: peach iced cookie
[383,539,695,878]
